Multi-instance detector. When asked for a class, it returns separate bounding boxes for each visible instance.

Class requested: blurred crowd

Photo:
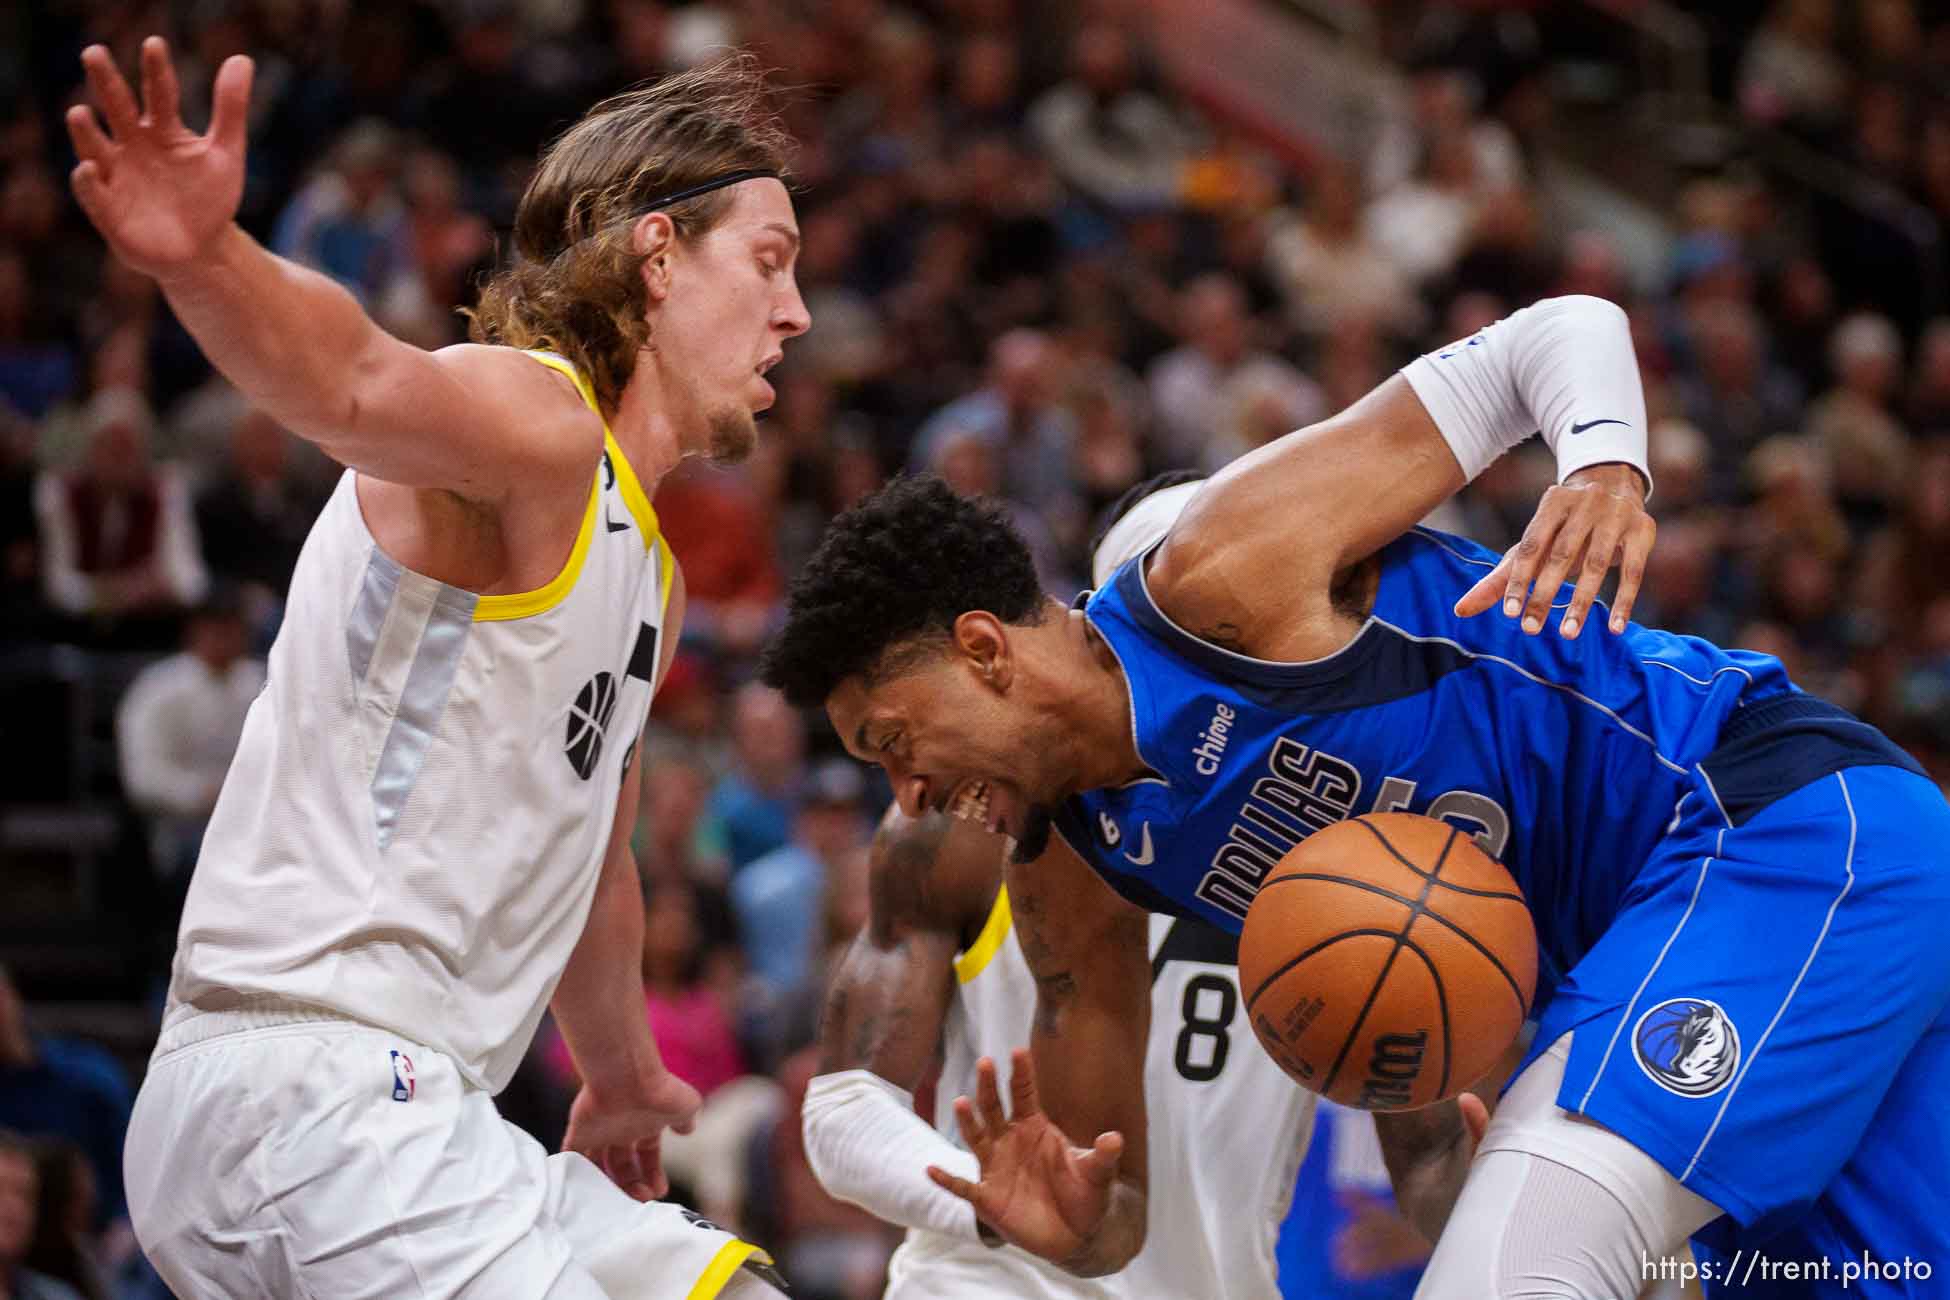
[5,0,1950,1297]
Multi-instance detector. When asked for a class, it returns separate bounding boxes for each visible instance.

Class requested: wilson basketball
[1240,813,1537,1110]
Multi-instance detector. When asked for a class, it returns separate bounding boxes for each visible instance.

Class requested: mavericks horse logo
[1632,998,1740,1097]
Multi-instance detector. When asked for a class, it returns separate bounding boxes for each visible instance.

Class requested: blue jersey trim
[1107,547,1474,715]
[1697,694,1925,827]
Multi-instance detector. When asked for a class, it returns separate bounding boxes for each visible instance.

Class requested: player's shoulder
[427,343,607,476]
[867,807,1005,946]
[1142,464,1356,664]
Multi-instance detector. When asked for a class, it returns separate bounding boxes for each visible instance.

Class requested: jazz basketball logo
[389,1049,416,1102]
[1632,998,1740,1097]
[565,672,619,780]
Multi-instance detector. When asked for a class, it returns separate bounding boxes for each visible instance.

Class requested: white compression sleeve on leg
[1414,1035,1723,1300]
[1400,294,1652,499]
[801,1069,983,1242]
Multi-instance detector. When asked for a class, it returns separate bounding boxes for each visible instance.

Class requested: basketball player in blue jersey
[762,294,1950,1298]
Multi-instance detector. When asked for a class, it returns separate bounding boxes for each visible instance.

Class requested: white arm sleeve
[1399,294,1652,500]
[801,1069,984,1242]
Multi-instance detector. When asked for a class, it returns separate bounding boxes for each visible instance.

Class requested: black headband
[638,168,780,212]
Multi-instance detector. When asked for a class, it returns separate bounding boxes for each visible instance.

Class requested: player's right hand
[66,36,253,278]
[563,1071,702,1202]
[926,1050,1127,1268]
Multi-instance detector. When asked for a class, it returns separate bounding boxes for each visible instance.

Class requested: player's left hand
[1455,462,1654,640]
[563,1070,701,1201]
[926,1050,1127,1267]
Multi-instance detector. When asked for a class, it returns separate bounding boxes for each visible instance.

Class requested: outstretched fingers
[1069,1131,1125,1187]
[952,1094,989,1159]
[1007,1048,1042,1118]
[139,35,182,131]
[974,1054,1009,1134]
[1608,516,1655,632]
[81,45,142,139]
[209,54,255,154]
[927,1162,989,1210]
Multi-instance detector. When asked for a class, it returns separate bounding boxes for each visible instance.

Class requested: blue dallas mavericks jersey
[1054,525,1859,1004]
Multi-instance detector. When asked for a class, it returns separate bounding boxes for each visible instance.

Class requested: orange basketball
[1239,813,1537,1110]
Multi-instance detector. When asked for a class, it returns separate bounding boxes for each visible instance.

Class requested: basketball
[1240,813,1538,1111]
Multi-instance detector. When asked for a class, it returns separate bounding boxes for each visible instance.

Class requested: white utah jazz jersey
[889,893,1314,1300]
[168,352,675,1093]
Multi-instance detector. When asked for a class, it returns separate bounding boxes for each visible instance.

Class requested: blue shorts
[1523,741,1950,1297]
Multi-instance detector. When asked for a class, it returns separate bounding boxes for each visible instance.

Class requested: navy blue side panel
[1701,694,1927,827]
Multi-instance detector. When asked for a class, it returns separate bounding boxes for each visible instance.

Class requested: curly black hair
[760,475,1048,707]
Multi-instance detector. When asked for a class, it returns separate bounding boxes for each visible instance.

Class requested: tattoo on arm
[1198,621,1251,654]
[815,811,967,1083]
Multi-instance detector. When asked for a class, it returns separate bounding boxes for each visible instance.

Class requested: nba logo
[390,1049,416,1102]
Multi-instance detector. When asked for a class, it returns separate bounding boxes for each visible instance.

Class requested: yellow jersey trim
[471,475,599,622]
[601,428,676,621]
[686,1240,773,1300]
[604,430,661,550]
[954,886,1013,984]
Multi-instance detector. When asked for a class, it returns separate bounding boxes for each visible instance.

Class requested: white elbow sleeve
[801,1069,983,1242]
[1400,295,1652,499]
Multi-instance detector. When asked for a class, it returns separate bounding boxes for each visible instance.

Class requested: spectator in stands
[0,1132,84,1300]
[1029,22,1193,214]
[32,389,207,648]
[114,589,264,887]
[0,969,132,1242]
[1738,0,1848,133]
[912,329,1076,513]
[706,684,806,873]
[1366,64,1524,201]
[270,120,419,318]
[542,880,747,1104]
[651,461,785,660]
[1807,312,1911,533]
[193,408,324,620]
[1363,124,1491,288]
[0,247,77,424]
[1861,439,1950,656]
[1908,319,1950,434]
[1148,273,1324,472]
[1671,301,1805,501]
[23,1140,122,1300]
[732,759,870,1011]
[637,750,732,887]
[1265,159,1426,341]
[401,147,492,332]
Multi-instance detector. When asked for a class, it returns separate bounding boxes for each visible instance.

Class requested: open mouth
[946,778,1009,837]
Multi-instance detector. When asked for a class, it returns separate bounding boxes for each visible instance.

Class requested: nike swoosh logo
[1124,822,1155,867]
[1569,418,1630,435]
[605,510,631,534]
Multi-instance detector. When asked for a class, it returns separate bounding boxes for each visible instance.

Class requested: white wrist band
[1400,294,1652,502]
[802,1069,984,1242]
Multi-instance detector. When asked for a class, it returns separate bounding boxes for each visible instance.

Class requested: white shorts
[126,1004,774,1299]
[882,1229,1118,1300]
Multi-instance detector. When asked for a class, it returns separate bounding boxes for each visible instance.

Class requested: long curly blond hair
[465,52,792,414]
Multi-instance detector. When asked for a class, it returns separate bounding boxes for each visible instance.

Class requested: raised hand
[1453,462,1655,640]
[66,36,254,278]
[926,1050,1126,1267]
[563,1069,702,1202]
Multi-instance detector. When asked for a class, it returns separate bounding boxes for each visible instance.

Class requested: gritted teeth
[950,779,991,823]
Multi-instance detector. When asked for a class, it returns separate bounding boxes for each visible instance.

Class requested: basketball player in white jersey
[67,37,806,1298]
[802,477,1314,1298]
